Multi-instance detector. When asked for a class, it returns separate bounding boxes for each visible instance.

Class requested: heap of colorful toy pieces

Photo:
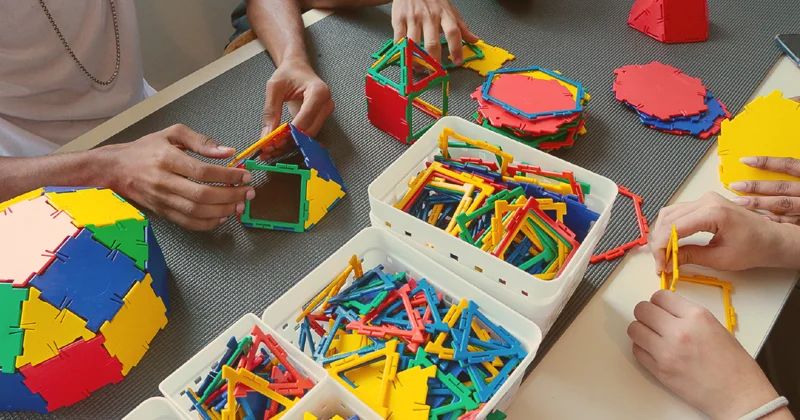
[0,187,169,414]
[613,61,731,139]
[186,326,316,419]
[395,128,599,279]
[717,91,800,193]
[470,66,590,151]
[294,255,523,419]
[304,414,359,420]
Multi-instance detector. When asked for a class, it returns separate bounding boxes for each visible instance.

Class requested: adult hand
[729,156,800,225]
[628,290,787,419]
[105,124,254,231]
[651,192,789,273]
[261,58,334,158]
[391,0,479,66]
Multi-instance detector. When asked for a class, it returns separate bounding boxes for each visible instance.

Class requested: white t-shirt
[0,1,155,157]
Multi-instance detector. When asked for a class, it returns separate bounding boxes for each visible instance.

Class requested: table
[56,10,800,420]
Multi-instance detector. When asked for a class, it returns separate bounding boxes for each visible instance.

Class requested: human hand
[729,157,800,225]
[651,192,789,273]
[261,58,334,158]
[628,290,785,419]
[391,0,479,66]
[105,124,254,231]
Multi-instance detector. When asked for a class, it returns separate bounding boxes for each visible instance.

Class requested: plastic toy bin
[367,116,618,331]
[261,227,542,419]
[159,313,327,419]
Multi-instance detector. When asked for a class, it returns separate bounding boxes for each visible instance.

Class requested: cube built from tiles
[0,187,169,414]
[231,123,346,232]
[366,37,450,144]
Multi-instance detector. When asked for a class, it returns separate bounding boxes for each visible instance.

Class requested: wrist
[766,222,800,269]
[89,145,123,192]
[711,385,780,420]
[274,50,310,68]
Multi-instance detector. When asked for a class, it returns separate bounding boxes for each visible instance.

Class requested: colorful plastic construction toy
[613,62,731,139]
[590,185,649,264]
[628,0,709,44]
[187,326,315,419]
[366,37,450,144]
[229,123,346,232]
[0,187,169,413]
[718,91,800,193]
[393,128,599,280]
[460,40,515,76]
[304,414,359,420]
[293,254,527,419]
[658,225,737,333]
[471,67,590,151]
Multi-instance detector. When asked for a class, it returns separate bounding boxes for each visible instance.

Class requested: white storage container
[122,397,183,420]
[367,116,618,331]
[158,313,327,420]
[281,379,380,420]
[261,227,542,419]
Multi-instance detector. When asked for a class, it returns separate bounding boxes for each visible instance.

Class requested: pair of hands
[628,159,800,419]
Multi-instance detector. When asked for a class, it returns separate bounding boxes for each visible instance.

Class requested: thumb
[163,124,235,159]
[263,78,289,137]
[665,245,717,272]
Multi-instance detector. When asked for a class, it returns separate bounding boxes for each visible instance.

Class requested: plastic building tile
[29,229,145,332]
[16,287,95,369]
[228,123,291,167]
[0,370,48,414]
[145,224,170,315]
[0,284,27,373]
[613,62,708,120]
[86,218,149,271]
[45,188,144,228]
[673,274,737,333]
[99,274,167,375]
[638,92,729,135]
[366,74,412,142]
[718,91,800,192]
[20,335,124,412]
[306,169,346,230]
[482,68,584,119]
[591,185,649,263]
[383,365,436,419]
[220,365,296,420]
[461,40,514,76]
[0,188,43,213]
[328,340,399,418]
[292,124,345,188]
[628,0,709,44]
[41,186,97,194]
[0,196,79,287]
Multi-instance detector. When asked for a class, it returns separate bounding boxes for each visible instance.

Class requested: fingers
[169,150,252,185]
[158,206,228,231]
[156,187,245,219]
[651,202,698,270]
[729,180,800,197]
[423,15,442,64]
[392,16,407,42]
[631,343,659,374]
[166,175,255,206]
[628,321,661,356]
[740,156,800,177]
[291,83,334,137]
[650,289,694,318]
[162,124,235,159]
[732,195,800,214]
[633,301,675,336]
[407,18,422,47]
[672,245,715,271]
[441,15,463,65]
[765,214,800,225]
[263,79,290,134]
[454,8,479,43]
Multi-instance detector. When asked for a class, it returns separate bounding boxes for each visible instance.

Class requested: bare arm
[0,150,111,202]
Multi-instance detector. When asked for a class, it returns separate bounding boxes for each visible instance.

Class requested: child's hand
[391,0,479,65]
[729,156,800,225]
[628,290,786,419]
[651,192,788,273]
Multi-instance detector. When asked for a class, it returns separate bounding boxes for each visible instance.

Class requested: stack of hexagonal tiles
[0,187,169,414]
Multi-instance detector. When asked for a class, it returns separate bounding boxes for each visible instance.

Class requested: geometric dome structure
[0,187,169,413]
[628,0,709,44]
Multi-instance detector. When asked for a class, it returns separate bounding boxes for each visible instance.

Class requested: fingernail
[246,188,256,200]
[729,182,746,192]
[236,202,245,214]
[732,197,749,205]
[763,215,773,220]
[219,217,228,225]
[216,145,235,153]
[242,172,252,184]
[740,157,758,166]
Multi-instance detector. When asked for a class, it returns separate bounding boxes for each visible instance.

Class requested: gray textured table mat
[7,1,799,419]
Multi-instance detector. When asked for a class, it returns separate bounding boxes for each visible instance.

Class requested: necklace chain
[38,0,121,86]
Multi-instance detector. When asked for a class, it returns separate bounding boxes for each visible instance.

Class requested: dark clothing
[230,2,251,44]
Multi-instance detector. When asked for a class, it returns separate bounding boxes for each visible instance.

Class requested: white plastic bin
[367,116,618,331]
[261,227,542,419]
[122,397,184,420]
[158,313,327,420]
[281,379,381,420]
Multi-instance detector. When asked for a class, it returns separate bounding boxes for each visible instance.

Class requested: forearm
[0,148,113,202]
[299,0,389,8]
[770,223,800,270]
[246,0,310,66]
